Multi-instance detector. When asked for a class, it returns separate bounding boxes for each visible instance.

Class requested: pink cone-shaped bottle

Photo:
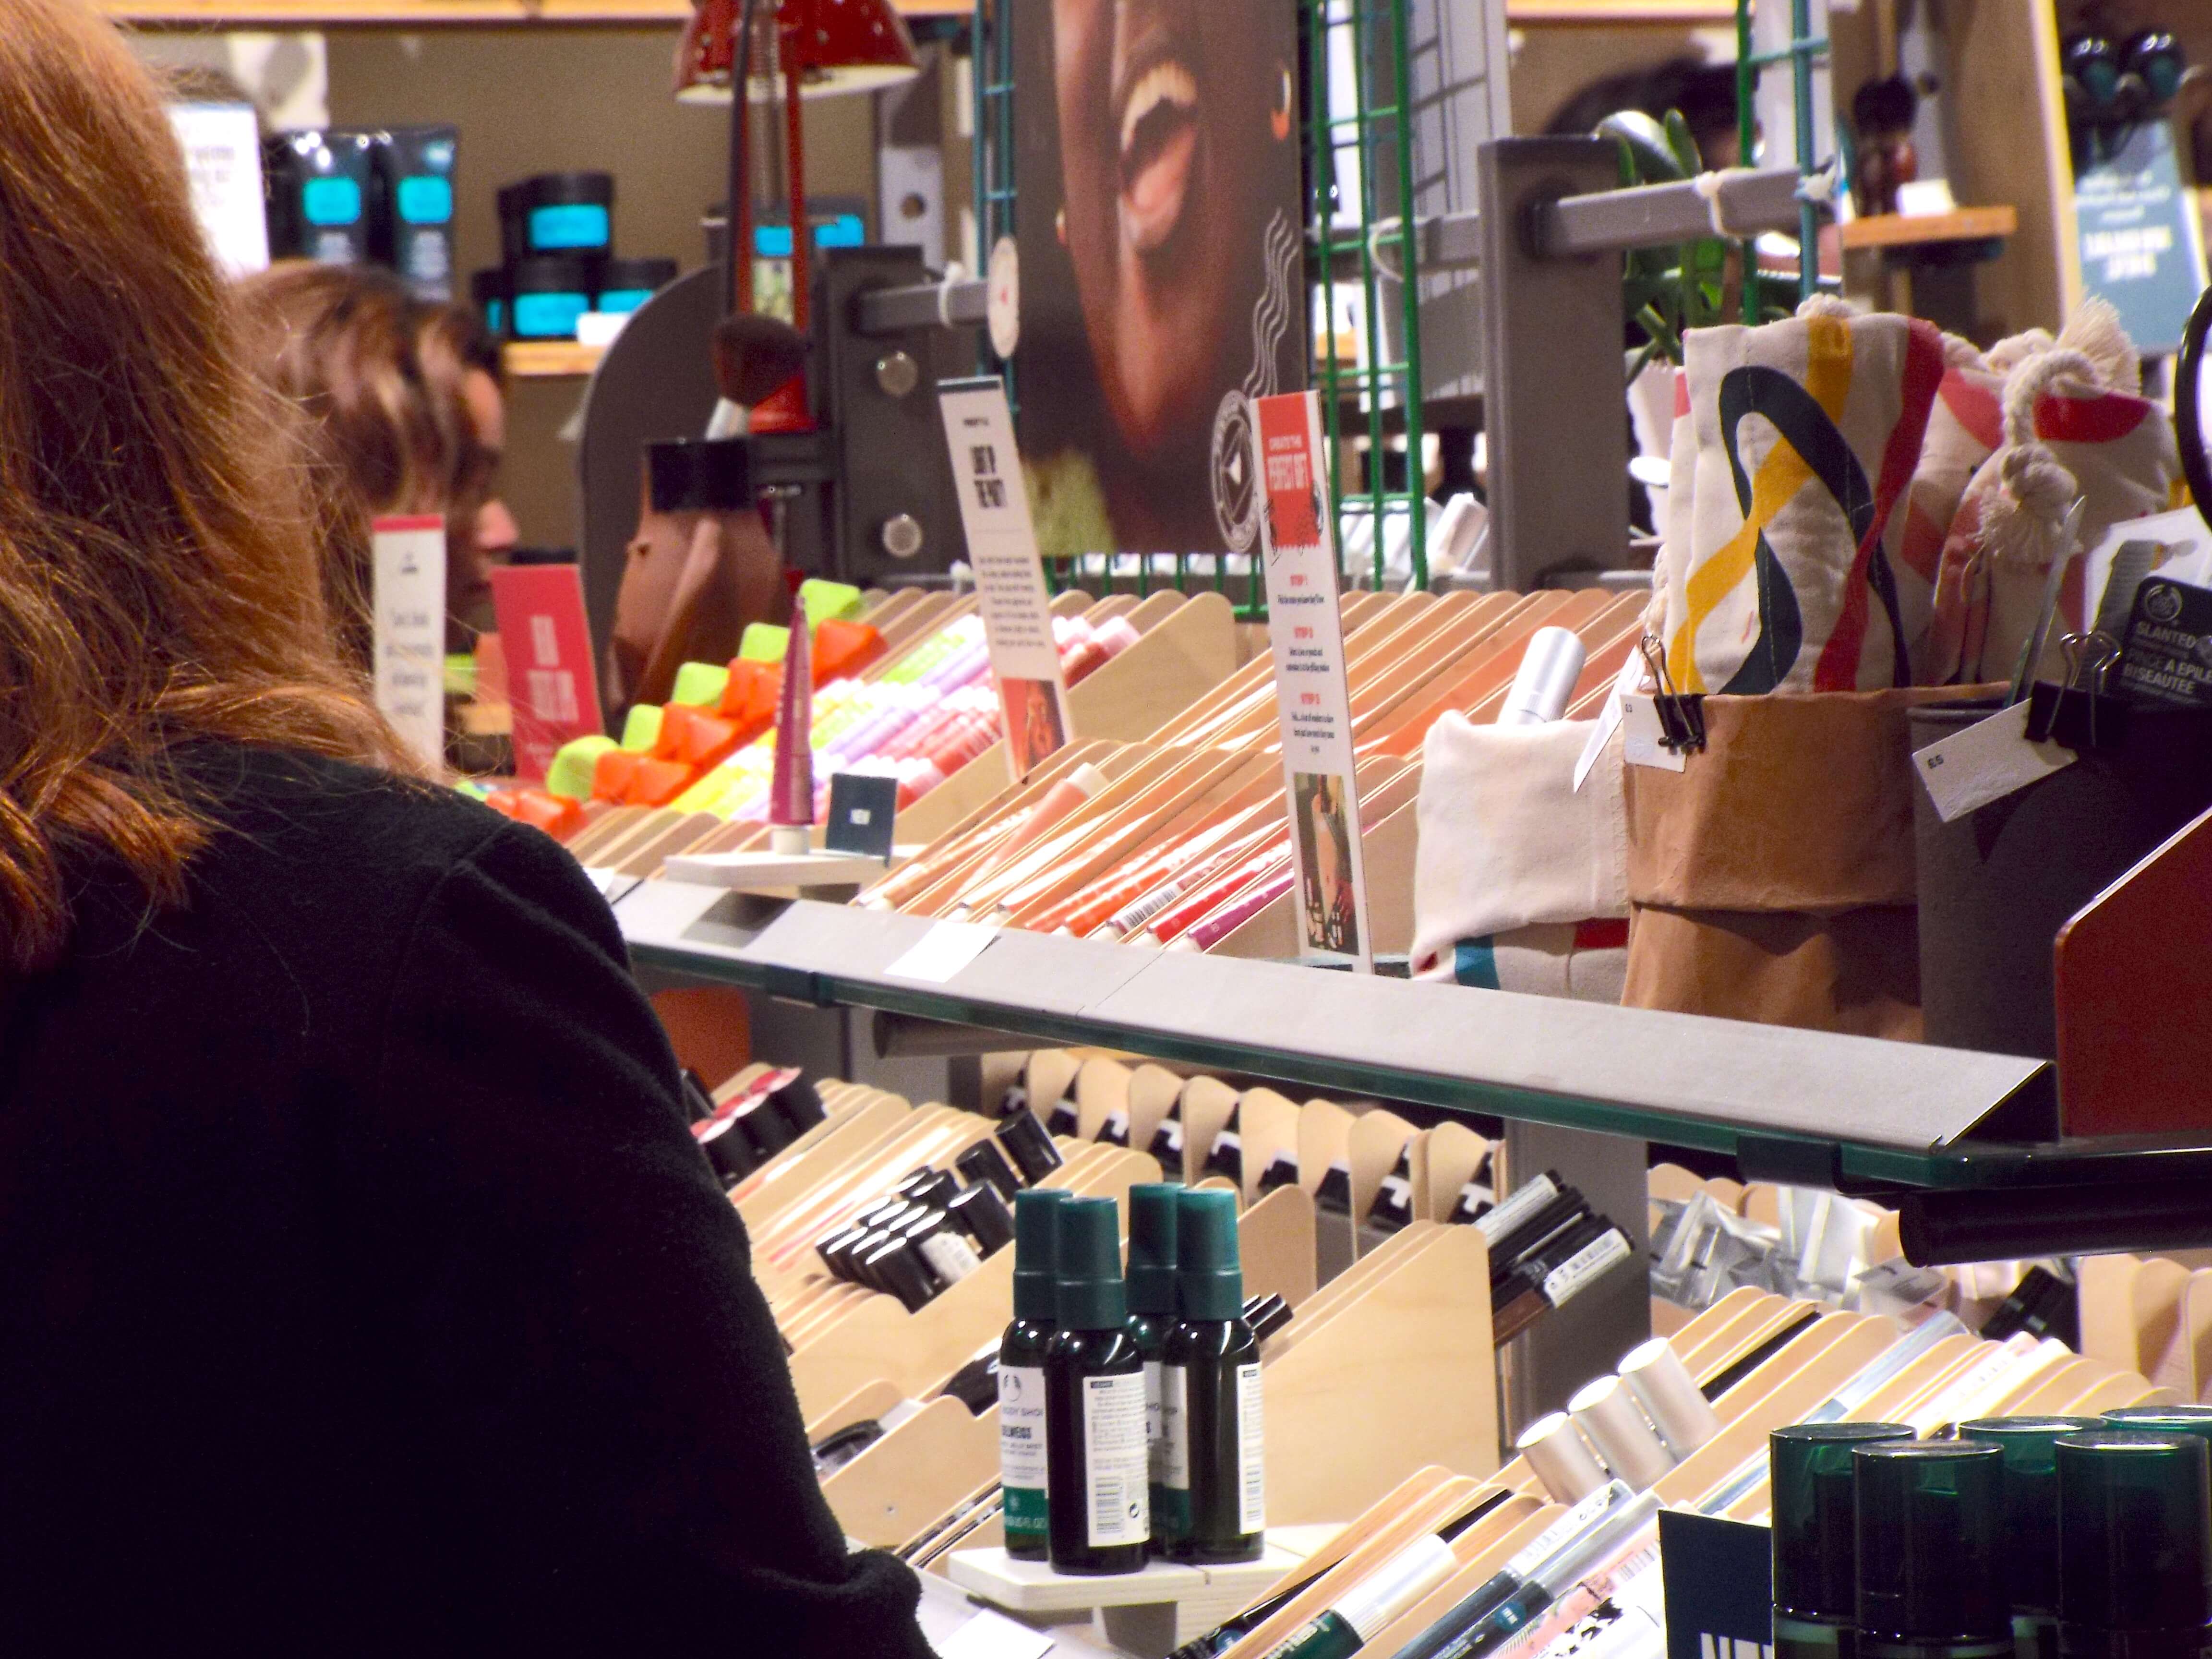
[768,578,814,855]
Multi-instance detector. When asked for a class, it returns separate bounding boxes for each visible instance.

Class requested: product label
[530,202,610,250]
[1155,1361,1192,1537]
[301,174,362,227]
[1236,1362,1265,1534]
[1145,1361,1166,1484]
[397,174,455,226]
[1111,880,1183,936]
[1475,1174,1561,1246]
[921,1231,982,1286]
[998,1364,1047,1538]
[1082,1370,1151,1547]
[1543,1228,1632,1306]
[1506,1483,1623,1580]
[1158,1364,1191,1490]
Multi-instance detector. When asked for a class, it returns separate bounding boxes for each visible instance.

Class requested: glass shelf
[615,886,2212,1260]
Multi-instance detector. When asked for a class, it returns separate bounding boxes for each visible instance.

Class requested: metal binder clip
[1637,635,1706,755]
[2027,630,2129,751]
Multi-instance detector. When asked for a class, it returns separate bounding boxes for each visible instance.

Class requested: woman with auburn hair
[237,261,519,662]
[0,5,930,1655]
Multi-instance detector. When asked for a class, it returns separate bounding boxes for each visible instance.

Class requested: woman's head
[238,262,518,656]
[0,0,400,969]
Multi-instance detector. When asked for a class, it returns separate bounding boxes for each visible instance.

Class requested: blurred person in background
[239,262,519,662]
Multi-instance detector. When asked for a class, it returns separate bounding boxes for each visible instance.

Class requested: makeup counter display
[439,166,2212,1653]
[673,1046,2212,1659]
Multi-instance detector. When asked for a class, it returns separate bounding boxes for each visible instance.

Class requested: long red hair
[0,0,405,971]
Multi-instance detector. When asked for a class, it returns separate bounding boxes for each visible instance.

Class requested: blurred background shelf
[1840,205,2020,251]
[502,340,606,379]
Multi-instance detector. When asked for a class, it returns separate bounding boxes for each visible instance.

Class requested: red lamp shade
[677,0,920,103]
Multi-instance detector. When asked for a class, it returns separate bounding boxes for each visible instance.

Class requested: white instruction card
[371,515,446,772]
[1251,391,1372,971]
[938,378,1074,783]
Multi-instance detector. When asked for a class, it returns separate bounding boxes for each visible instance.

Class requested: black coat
[0,743,931,1656]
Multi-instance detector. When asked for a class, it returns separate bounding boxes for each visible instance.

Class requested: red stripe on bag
[1938,369,2004,452]
[1814,318,1948,690]
[1573,918,1630,952]
[2033,390,2150,445]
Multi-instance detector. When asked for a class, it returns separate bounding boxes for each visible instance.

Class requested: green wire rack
[971,0,1017,380]
[1310,0,1427,592]
[1736,0,1825,303]
[970,0,1429,611]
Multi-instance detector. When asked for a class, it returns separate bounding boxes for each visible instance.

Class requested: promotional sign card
[490,562,603,785]
[1008,0,1304,564]
[825,771,901,863]
[371,515,447,772]
[1251,390,1371,971]
[2118,576,2212,710]
[938,377,1074,783]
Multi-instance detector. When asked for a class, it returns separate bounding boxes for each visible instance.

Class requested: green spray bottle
[1045,1195,1151,1573]
[998,1187,1066,1560]
[1126,1184,1182,1557]
[1162,1188,1263,1563]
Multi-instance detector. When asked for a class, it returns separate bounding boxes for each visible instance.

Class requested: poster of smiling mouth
[1011,0,1305,564]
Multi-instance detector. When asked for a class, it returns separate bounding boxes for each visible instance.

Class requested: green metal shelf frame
[616,890,2212,1262]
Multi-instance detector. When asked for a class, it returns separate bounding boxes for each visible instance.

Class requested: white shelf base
[947,1530,1335,1659]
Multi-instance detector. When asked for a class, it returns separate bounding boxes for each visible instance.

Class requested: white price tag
[1573,693,1625,793]
[1912,701,2076,823]
[1620,693,1686,772]
[884,920,998,984]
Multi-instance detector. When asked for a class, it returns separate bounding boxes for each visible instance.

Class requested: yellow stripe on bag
[1668,314,1856,690]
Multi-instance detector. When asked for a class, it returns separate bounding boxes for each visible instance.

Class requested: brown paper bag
[1621,685,1996,1038]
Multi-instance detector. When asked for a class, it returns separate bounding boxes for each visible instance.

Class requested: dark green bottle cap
[2101,1406,2212,1464]
[1771,1422,1915,1620]
[1054,1195,1128,1331]
[1011,1188,1068,1322]
[2058,1431,2212,1634]
[1853,1439,2008,1643]
[1126,1183,1181,1318]
[1959,1417,2100,1616]
[1175,1188,1244,1321]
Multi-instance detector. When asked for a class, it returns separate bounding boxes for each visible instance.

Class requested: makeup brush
[706,312,810,438]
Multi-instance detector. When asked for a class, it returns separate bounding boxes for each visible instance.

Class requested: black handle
[2179,282,2212,534]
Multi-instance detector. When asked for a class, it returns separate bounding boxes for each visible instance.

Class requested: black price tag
[2117,577,2212,709]
[824,772,899,862]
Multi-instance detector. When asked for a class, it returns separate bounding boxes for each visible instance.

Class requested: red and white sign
[1251,392,1370,971]
[938,377,1073,782]
[490,563,603,784]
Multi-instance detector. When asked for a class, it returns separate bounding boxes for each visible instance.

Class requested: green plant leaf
[1663,108,1703,178]
[1597,111,1685,183]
